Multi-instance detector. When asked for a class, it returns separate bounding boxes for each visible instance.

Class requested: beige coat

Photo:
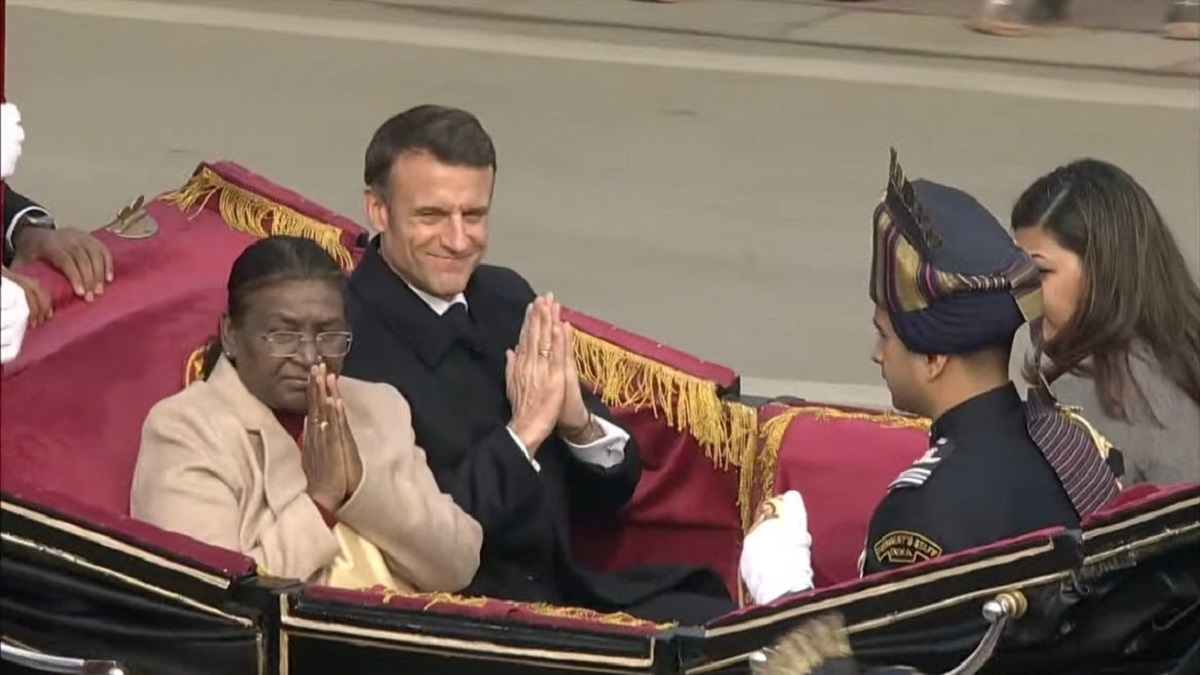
[130,357,482,593]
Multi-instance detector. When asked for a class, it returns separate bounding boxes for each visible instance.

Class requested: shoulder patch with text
[872,530,943,565]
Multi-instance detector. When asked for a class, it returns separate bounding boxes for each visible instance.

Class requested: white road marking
[12,0,1200,110]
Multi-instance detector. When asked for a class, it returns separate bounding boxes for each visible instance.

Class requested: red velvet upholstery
[570,405,745,597]
[766,402,930,587]
[562,310,747,597]
[0,162,365,514]
[1083,482,1196,526]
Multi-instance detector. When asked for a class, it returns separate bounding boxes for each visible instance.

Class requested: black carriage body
[2,485,1196,674]
[0,490,273,675]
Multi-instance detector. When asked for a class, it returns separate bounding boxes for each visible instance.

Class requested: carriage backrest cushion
[563,310,750,598]
[0,162,365,515]
[765,402,930,587]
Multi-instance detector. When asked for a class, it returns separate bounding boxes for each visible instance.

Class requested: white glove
[1,102,26,180]
[1,275,31,364]
[739,490,815,605]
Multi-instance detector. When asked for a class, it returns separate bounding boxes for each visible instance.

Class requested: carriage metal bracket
[944,591,1028,675]
[746,591,1028,675]
[0,638,127,675]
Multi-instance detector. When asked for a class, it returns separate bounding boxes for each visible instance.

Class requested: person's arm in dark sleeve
[3,184,51,266]
[438,425,550,555]
[560,390,641,517]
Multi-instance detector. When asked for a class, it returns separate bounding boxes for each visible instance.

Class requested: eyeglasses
[260,331,353,358]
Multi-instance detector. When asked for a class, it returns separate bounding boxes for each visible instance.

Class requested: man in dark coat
[342,105,733,625]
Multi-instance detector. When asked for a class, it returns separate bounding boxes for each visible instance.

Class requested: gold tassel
[749,406,930,532]
[758,613,855,674]
[160,166,355,271]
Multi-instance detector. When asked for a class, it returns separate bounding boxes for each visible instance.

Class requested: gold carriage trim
[160,166,354,271]
[373,588,676,631]
[747,406,931,532]
[572,328,758,475]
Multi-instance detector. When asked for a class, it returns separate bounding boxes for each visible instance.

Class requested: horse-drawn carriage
[2,162,1197,674]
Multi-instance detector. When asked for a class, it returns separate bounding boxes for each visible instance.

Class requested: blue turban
[869,150,1043,355]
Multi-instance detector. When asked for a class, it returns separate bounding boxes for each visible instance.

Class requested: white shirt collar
[405,281,467,317]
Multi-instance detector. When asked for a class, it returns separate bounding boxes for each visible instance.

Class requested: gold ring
[538,349,552,358]
[319,421,330,431]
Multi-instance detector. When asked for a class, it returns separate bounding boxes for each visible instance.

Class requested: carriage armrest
[1,480,257,581]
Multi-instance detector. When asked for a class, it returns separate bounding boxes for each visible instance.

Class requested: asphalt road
[6,0,1199,402]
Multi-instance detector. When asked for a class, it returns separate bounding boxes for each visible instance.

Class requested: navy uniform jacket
[861,383,1079,575]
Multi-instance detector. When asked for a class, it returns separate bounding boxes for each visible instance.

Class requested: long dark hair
[1011,158,1200,422]
[200,236,346,379]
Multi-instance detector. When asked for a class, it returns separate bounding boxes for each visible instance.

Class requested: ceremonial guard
[859,150,1122,575]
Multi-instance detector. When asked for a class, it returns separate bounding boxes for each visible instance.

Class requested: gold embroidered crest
[872,530,942,565]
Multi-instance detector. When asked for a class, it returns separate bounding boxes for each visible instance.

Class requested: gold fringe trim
[571,329,756,473]
[749,406,930,532]
[160,166,355,271]
[373,588,674,630]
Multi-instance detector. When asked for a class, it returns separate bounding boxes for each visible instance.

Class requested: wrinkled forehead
[386,151,495,203]
[239,279,345,325]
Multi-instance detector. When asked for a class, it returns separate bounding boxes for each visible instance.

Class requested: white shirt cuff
[561,416,629,469]
[505,417,629,472]
[506,427,541,473]
[6,205,51,250]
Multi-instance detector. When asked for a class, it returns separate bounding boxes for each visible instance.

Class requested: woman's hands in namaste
[302,363,365,513]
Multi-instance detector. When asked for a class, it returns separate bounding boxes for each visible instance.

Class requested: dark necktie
[443,302,483,356]
[443,302,472,333]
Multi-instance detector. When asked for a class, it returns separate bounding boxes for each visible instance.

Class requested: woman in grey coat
[1010,159,1199,485]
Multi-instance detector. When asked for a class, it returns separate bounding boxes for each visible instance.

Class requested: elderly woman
[131,236,482,592]
[1011,158,1200,485]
